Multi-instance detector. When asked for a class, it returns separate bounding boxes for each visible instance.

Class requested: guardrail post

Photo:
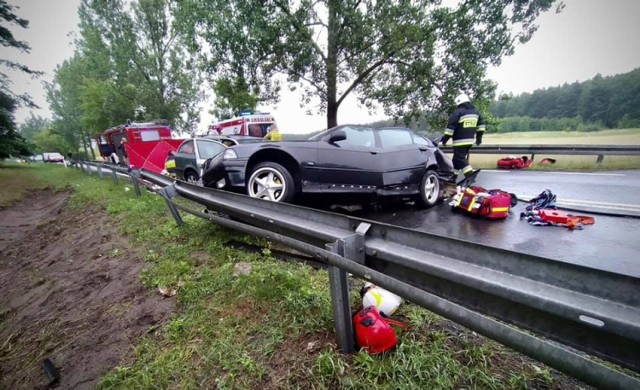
[596,154,604,166]
[130,170,142,196]
[97,164,103,178]
[160,184,183,226]
[325,222,371,354]
[111,169,119,185]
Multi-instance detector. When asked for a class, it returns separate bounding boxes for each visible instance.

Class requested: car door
[377,128,431,186]
[314,126,383,187]
[175,140,195,179]
[195,139,227,172]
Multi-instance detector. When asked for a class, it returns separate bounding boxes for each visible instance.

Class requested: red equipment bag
[452,186,515,219]
[497,156,533,170]
[353,306,407,354]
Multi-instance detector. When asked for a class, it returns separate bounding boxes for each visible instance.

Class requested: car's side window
[335,127,376,148]
[179,140,195,154]
[379,129,413,148]
[197,141,226,159]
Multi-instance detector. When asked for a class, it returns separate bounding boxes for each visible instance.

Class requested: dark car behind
[174,138,227,183]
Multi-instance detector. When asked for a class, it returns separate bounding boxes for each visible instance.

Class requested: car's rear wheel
[417,169,441,208]
[247,162,295,203]
[184,170,199,184]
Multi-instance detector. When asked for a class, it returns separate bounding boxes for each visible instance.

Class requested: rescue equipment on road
[360,282,404,317]
[520,190,595,230]
[353,306,407,354]
[450,186,517,219]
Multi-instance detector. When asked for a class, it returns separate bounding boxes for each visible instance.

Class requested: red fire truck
[96,120,184,174]
[207,111,277,138]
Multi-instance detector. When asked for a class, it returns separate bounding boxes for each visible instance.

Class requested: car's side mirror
[329,130,346,144]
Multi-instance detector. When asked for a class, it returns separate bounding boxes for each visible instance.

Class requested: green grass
[0,162,84,207]
[1,164,588,389]
[484,128,640,145]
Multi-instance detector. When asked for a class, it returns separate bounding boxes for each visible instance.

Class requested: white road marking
[482,169,512,173]
[483,170,626,177]
[536,172,625,177]
[518,195,640,211]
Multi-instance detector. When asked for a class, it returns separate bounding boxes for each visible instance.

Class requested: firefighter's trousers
[452,146,474,176]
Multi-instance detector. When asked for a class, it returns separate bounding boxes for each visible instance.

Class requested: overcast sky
[4,0,640,134]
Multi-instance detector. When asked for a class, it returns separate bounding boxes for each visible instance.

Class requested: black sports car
[202,125,454,207]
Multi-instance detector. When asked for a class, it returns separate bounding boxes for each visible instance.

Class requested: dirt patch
[0,189,175,389]
[265,332,335,387]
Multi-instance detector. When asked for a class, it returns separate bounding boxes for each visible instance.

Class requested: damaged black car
[201,125,454,207]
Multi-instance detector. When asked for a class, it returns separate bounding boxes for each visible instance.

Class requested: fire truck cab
[97,121,174,159]
[207,111,277,138]
[96,120,183,173]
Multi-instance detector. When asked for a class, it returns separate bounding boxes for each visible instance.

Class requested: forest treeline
[489,68,640,132]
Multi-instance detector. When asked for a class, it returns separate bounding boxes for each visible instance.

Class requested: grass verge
[2,164,589,389]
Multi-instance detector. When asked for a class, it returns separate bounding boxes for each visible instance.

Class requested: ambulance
[207,110,277,138]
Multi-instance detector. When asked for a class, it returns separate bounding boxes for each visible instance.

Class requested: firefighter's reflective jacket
[443,105,486,147]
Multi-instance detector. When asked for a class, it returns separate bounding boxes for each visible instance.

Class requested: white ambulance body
[207,112,277,138]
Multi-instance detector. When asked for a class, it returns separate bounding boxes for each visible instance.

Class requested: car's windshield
[196,140,226,159]
[308,125,376,142]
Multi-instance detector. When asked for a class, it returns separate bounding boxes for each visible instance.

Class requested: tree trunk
[81,135,90,160]
[326,0,339,129]
[88,134,96,160]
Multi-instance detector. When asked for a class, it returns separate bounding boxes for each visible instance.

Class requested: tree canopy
[490,67,640,131]
[176,0,558,128]
[0,0,41,158]
[44,0,202,158]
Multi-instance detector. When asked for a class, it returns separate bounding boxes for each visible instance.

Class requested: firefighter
[264,125,282,141]
[117,138,129,166]
[164,150,176,178]
[440,93,485,180]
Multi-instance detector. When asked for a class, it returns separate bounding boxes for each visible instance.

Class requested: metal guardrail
[442,144,640,165]
[75,161,640,389]
[442,144,640,156]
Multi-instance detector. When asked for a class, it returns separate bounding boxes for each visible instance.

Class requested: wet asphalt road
[351,170,640,278]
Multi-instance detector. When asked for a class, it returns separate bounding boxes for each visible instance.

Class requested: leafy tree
[31,128,74,155]
[176,0,557,129]
[18,113,50,141]
[0,0,42,158]
[46,55,94,158]
[0,89,31,158]
[79,0,202,132]
[490,67,640,130]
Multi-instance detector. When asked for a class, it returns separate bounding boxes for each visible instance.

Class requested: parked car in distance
[174,138,227,183]
[202,125,455,207]
[43,152,65,163]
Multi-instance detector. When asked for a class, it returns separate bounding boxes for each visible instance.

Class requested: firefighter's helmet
[361,282,403,317]
[455,93,470,106]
